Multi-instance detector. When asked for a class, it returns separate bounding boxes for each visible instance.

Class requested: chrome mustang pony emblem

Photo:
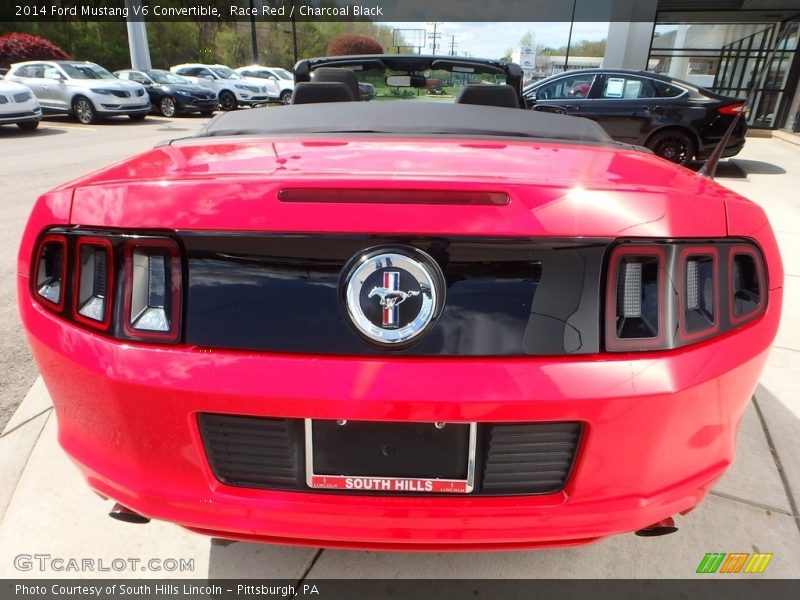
[368,272,421,327]
[341,247,446,347]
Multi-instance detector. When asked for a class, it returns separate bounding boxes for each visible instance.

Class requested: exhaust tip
[109,503,150,524]
[635,517,678,537]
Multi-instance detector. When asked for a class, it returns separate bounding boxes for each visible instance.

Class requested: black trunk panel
[181,234,608,356]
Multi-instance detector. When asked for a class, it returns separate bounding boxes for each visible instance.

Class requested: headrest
[291,82,356,104]
[455,84,521,109]
[312,67,360,101]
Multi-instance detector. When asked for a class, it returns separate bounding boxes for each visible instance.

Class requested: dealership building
[599,0,799,131]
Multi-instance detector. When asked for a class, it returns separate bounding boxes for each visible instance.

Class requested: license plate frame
[304,419,477,494]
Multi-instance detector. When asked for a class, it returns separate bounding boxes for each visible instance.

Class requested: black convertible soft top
[194,102,616,146]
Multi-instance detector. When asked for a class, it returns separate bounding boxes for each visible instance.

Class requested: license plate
[305,419,477,494]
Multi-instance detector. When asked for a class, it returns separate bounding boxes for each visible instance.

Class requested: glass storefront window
[648,21,799,128]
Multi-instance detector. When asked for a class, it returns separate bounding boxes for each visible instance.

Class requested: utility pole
[427,22,442,55]
[291,0,298,64]
[449,35,457,56]
[249,0,258,64]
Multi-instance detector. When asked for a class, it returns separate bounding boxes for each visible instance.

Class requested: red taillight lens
[605,245,667,351]
[718,103,747,116]
[730,245,766,324]
[33,234,67,311]
[123,238,182,342]
[678,246,720,342]
[72,238,114,330]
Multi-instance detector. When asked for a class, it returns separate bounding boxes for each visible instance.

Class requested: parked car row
[2,61,148,125]
[2,57,747,168]
[2,59,296,127]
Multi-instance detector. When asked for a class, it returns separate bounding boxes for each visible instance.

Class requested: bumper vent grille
[482,423,582,494]
[198,414,301,489]
[198,414,581,495]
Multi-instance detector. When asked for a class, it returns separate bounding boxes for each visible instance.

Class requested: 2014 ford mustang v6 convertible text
[18,55,782,550]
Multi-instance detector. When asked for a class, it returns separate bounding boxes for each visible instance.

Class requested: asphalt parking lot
[0,114,213,430]
[0,116,799,580]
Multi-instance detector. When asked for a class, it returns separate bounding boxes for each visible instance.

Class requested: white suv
[6,61,149,124]
[0,79,42,130]
[170,64,274,110]
[235,66,294,104]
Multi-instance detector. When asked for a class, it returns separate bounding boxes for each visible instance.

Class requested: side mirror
[200,74,214,80]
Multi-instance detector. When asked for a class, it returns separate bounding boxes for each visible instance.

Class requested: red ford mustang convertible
[18,56,782,550]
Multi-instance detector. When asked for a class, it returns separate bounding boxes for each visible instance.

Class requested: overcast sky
[384,22,611,58]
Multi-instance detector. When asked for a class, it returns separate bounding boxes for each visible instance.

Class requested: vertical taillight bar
[677,246,720,342]
[729,245,767,325]
[605,245,667,351]
[72,237,114,330]
[122,238,182,342]
[33,234,67,311]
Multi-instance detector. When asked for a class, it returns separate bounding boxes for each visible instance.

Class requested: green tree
[542,39,607,57]
[519,31,536,48]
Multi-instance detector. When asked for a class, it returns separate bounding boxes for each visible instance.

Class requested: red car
[18,56,782,550]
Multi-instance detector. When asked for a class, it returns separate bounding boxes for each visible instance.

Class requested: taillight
[678,246,720,342]
[606,241,767,351]
[123,238,182,342]
[73,238,114,330]
[730,246,766,324]
[30,230,183,344]
[605,246,667,351]
[33,234,67,310]
[718,103,747,116]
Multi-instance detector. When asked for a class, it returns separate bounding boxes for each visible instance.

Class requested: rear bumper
[18,276,781,549]
[696,137,746,161]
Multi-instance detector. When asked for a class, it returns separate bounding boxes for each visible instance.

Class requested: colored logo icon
[696,552,773,574]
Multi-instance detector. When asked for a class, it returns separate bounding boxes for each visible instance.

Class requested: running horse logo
[368,271,420,327]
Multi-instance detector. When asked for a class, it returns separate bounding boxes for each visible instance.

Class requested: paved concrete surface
[0,130,798,580]
[0,114,211,431]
